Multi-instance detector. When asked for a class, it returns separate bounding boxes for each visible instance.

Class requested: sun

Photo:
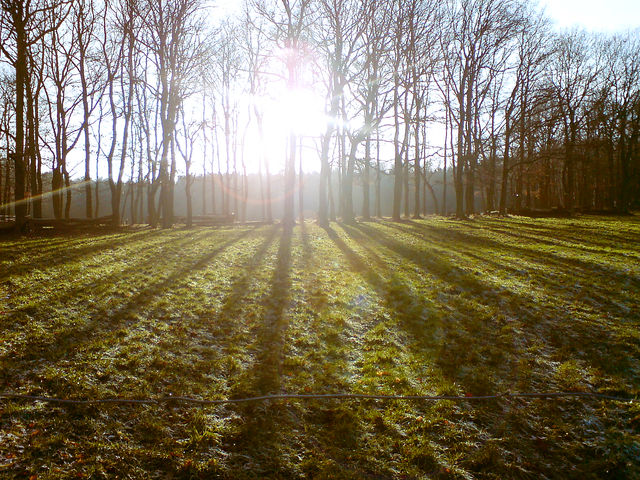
[269,87,327,136]
[243,86,327,174]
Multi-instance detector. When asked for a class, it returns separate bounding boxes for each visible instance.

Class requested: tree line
[1,0,638,230]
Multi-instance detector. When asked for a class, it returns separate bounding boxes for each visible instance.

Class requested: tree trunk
[376,129,382,218]
[283,132,296,226]
[442,108,448,216]
[318,131,331,225]
[328,164,336,222]
[64,170,72,220]
[362,137,370,220]
[13,6,27,230]
[392,82,402,221]
[298,139,303,223]
[413,117,420,218]
[343,135,360,223]
[52,167,63,219]
[499,117,512,215]
[186,172,192,228]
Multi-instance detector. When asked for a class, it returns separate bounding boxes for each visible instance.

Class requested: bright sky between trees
[539,0,639,32]
[220,0,640,33]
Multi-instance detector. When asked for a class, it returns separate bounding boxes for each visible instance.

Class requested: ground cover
[0,215,639,479]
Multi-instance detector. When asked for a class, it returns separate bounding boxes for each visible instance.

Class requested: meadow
[1,215,639,479]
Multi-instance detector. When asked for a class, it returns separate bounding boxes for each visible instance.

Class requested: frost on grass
[0,216,639,479]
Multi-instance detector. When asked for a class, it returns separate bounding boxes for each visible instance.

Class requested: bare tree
[390,0,411,221]
[253,0,313,226]
[405,0,438,219]
[41,1,87,220]
[212,20,242,218]
[0,0,69,229]
[94,0,132,226]
[72,0,103,218]
[25,38,46,218]
[605,32,640,212]
[138,0,210,228]
[439,0,522,218]
[242,5,272,222]
[176,105,201,227]
[0,75,15,218]
[313,0,366,225]
[547,30,602,213]
[497,10,550,214]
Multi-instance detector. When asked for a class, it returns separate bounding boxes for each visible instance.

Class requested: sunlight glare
[264,86,327,137]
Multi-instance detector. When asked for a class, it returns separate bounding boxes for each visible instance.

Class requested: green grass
[1,215,639,479]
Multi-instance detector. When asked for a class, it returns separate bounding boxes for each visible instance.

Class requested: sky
[217,0,640,33]
[539,0,640,32]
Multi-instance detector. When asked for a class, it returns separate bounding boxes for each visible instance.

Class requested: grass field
[1,215,639,479]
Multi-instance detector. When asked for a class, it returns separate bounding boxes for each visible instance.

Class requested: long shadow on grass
[486,217,640,248]
[10,228,223,316]
[2,229,160,282]
[232,224,293,397]
[103,226,283,401]
[221,225,294,477]
[325,224,440,352]
[225,225,371,478]
[383,220,640,325]
[380,220,576,300]
[387,219,640,292]
[360,221,639,379]
[338,222,546,390]
[2,228,227,340]
[299,221,314,270]
[473,219,639,260]
[344,221,505,307]
[215,225,280,352]
[4,228,257,375]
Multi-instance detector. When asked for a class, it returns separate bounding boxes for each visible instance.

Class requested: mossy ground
[1,215,639,479]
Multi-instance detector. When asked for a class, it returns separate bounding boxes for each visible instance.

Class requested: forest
[0,0,638,229]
